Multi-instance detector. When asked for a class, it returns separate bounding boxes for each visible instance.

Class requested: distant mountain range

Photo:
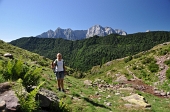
[36,25,127,40]
[10,31,170,71]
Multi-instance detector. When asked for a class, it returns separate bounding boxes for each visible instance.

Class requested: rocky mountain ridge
[36,25,127,40]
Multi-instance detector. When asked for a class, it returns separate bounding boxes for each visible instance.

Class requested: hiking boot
[58,88,61,91]
[62,89,66,92]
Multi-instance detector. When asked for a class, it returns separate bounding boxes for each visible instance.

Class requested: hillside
[45,41,170,111]
[1,40,170,111]
[10,31,170,72]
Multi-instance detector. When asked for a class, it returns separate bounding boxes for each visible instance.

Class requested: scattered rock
[106,71,113,77]
[0,90,20,111]
[115,93,120,95]
[0,101,6,110]
[106,95,111,99]
[84,80,92,86]
[0,82,20,111]
[115,75,127,83]
[104,102,112,106]
[0,82,13,93]
[3,53,13,59]
[122,94,151,108]
[72,97,81,101]
[160,92,166,96]
[95,92,99,95]
[117,87,134,93]
[154,90,161,94]
[104,61,112,66]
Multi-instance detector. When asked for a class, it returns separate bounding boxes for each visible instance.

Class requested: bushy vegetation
[0,40,72,112]
[14,79,44,112]
[124,56,133,63]
[141,57,155,64]
[3,59,42,90]
[164,59,170,67]
[148,62,159,73]
[10,31,170,71]
[166,68,170,79]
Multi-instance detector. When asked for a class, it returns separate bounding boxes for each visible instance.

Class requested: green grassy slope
[46,42,170,112]
[1,39,170,112]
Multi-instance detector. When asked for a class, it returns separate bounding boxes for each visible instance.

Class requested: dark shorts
[55,71,65,79]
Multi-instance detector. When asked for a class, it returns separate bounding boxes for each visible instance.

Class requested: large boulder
[0,100,6,110]
[0,90,20,111]
[84,80,92,86]
[36,88,60,110]
[0,82,20,112]
[0,82,13,93]
[122,94,151,108]
[115,75,127,83]
[0,82,61,112]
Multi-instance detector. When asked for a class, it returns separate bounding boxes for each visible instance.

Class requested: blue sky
[0,0,170,42]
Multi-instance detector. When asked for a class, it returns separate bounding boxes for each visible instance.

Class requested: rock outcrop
[0,82,60,112]
[122,94,151,108]
[0,82,19,112]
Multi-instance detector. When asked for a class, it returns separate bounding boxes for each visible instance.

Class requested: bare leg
[57,79,61,89]
[61,79,64,90]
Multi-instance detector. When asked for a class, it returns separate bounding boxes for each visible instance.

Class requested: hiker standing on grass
[52,53,66,92]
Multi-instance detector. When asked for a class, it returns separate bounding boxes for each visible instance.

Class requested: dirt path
[155,54,169,84]
[125,54,170,98]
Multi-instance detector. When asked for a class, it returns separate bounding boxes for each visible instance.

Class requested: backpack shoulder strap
[54,59,58,66]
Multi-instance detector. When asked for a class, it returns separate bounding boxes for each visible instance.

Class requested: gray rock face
[36,88,60,110]
[37,27,87,40]
[86,25,127,38]
[36,25,127,40]
[0,82,61,112]
[0,82,20,112]
[122,94,151,108]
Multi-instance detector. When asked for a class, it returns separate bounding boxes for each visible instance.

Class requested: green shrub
[166,68,170,79]
[14,79,44,112]
[133,54,142,59]
[3,59,41,90]
[58,98,71,112]
[148,62,159,73]
[0,74,5,83]
[12,60,29,80]
[72,71,85,78]
[142,57,155,64]
[158,49,169,55]
[23,67,42,90]
[30,54,39,61]
[132,65,137,70]
[37,61,48,66]
[164,59,170,67]
[4,60,14,80]
[124,56,133,63]
[140,70,147,78]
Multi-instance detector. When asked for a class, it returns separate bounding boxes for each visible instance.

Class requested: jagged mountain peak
[36,25,127,40]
